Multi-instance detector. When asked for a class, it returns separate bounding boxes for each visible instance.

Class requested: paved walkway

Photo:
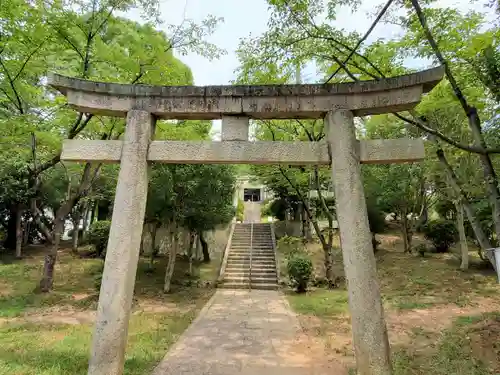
[152,290,319,375]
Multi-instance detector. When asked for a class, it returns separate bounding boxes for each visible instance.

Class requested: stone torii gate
[48,66,443,375]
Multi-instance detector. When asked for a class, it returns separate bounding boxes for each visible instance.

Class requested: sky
[134,0,492,136]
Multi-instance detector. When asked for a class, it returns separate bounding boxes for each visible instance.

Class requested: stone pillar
[88,110,155,375]
[221,115,249,141]
[326,109,392,375]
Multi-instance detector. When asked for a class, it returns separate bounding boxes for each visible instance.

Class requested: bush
[422,220,458,253]
[263,198,288,221]
[88,220,111,257]
[93,262,105,291]
[367,201,385,234]
[277,236,305,258]
[287,254,313,293]
[415,243,427,257]
[236,199,244,222]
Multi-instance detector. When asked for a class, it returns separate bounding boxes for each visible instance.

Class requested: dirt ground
[283,232,500,374]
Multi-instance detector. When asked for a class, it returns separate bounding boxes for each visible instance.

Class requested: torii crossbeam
[48,66,444,375]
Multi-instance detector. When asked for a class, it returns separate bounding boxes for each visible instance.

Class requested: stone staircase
[220,223,278,290]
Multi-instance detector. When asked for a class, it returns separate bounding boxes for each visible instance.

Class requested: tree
[0,0,225,291]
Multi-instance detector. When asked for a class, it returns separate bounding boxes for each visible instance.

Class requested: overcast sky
[133,0,491,136]
[157,0,489,85]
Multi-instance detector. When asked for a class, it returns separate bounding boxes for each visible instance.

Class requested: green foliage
[236,199,244,222]
[287,254,313,293]
[414,244,428,257]
[262,198,289,221]
[88,221,111,257]
[93,262,105,292]
[0,0,224,256]
[422,220,458,253]
[277,236,306,258]
[147,164,236,233]
[367,200,386,234]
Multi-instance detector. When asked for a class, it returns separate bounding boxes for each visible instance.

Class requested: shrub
[422,220,458,253]
[367,201,385,234]
[93,262,105,291]
[88,220,111,257]
[287,254,313,293]
[277,236,305,258]
[236,199,244,222]
[415,243,427,257]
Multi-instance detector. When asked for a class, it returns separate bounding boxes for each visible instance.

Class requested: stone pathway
[243,202,261,223]
[152,289,320,375]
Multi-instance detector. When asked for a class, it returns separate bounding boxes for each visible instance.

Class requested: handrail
[249,222,253,290]
[270,222,280,285]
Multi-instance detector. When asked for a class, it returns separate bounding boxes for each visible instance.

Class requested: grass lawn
[279,232,500,374]
[0,240,222,375]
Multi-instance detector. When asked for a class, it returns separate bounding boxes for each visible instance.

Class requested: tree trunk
[469,110,500,246]
[401,213,410,253]
[199,231,210,263]
[23,219,31,246]
[455,201,469,270]
[187,232,195,276]
[3,207,17,250]
[71,210,82,254]
[15,208,23,258]
[81,202,91,242]
[148,224,158,271]
[434,141,495,269]
[195,235,202,261]
[163,228,178,293]
[30,202,53,244]
[72,224,79,254]
[90,201,97,225]
[39,218,64,292]
[409,0,500,251]
[302,204,312,240]
[282,166,336,286]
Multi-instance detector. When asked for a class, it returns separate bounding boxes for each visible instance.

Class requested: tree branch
[12,38,48,83]
[0,56,24,113]
[324,0,394,83]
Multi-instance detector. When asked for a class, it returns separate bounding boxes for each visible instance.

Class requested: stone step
[228,254,275,259]
[225,271,277,277]
[227,260,276,265]
[219,282,278,291]
[232,235,272,238]
[230,245,274,251]
[224,276,277,284]
[227,258,275,263]
[231,241,273,247]
[226,265,276,272]
[231,238,272,241]
[228,257,276,262]
[219,282,250,289]
[233,231,272,234]
[231,241,273,248]
[228,255,275,260]
[229,252,274,256]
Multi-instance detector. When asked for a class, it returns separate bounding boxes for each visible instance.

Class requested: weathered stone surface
[221,116,249,141]
[327,110,392,375]
[87,110,155,375]
[49,67,444,119]
[152,290,323,375]
[61,139,425,165]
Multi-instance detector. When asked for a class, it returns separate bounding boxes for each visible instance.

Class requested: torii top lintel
[48,66,444,120]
